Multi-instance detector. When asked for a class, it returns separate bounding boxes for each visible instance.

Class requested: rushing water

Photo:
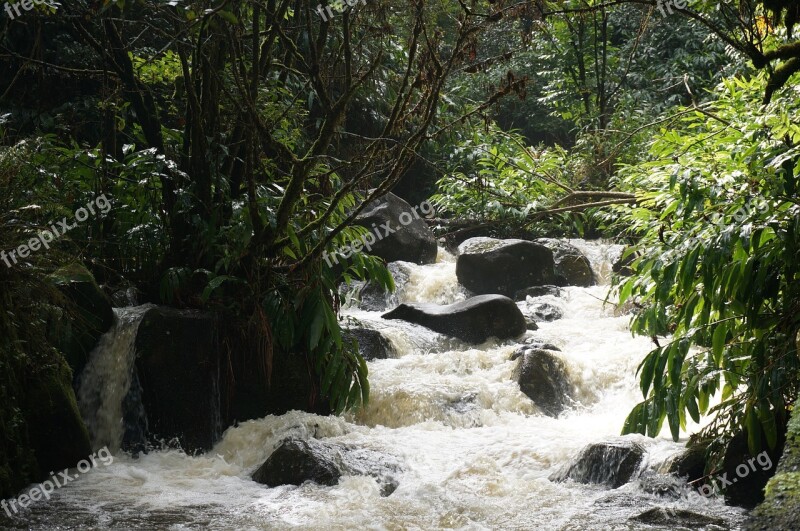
[3,241,746,530]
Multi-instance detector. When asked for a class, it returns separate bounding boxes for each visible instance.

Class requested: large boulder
[657,444,706,484]
[342,328,395,360]
[722,429,784,508]
[381,294,526,344]
[535,239,594,287]
[134,307,326,453]
[354,193,437,265]
[23,357,92,483]
[456,238,555,296]
[511,348,572,417]
[252,438,401,496]
[550,439,646,488]
[134,307,221,452]
[47,264,115,380]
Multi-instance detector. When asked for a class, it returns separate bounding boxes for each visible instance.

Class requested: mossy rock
[22,355,92,479]
[746,407,800,530]
[47,263,114,379]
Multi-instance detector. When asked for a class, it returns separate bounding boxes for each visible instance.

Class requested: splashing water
[12,242,746,530]
[77,304,154,452]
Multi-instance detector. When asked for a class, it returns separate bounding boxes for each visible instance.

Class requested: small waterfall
[77,304,154,453]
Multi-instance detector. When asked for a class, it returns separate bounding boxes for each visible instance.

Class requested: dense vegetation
[1,0,799,494]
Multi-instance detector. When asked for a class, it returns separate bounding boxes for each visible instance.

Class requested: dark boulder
[134,307,327,453]
[658,444,706,484]
[512,348,572,417]
[722,429,784,508]
[381,294,526,344]
[455,238,555,297]
[23,357,92,483]
[354,193,437,265]
[342,328,395,360]
[252,438,401,496]
[514,285,562,301]
[134,307,221,452]
[535,239,595,287]
[550,439,646,488]
[630,508,724,527]
[47,264,115,379]
[524,302,564,323]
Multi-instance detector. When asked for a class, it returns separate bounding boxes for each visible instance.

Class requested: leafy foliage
[616,73,800,460]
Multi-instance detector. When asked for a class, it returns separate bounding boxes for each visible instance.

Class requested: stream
[2,240,745,530]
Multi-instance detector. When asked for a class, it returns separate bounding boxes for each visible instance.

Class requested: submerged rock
[630,507,724,527]
[354,193,437,265]
[514,285,563,301]
[550,439,646,488]
[342,327,395,360]
[512,348,572,417]
[456,238,556,296]
[252,438,401,496]
[381,294,526,344]
[535,239,595,287]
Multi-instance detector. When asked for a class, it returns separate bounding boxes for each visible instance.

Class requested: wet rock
[354,193,437,265]
[252,438,401,496]
[637,473,685,499]
[135,307,328,452]
[630,507,724,527]
[342,328,395,361]
[341,261,414,311]
[23,357,92,486]
[513,348,572,417]
[658,444,706,484]
[455,238,556,296]
[134,307,221,452]
[723,429,785,508]
[525,317,539,331]
[525,302,563,322]
[520,338,561,352]
[550,439,646,488]
[381,294,526,344]
[514,285,563,301]
[535,239,595,287]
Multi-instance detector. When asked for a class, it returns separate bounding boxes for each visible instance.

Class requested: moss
[764,472,800,497]
[746,406,800,530]
[23,355,91,477]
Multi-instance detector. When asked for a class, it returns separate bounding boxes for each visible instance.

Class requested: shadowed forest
[1,1,799,529]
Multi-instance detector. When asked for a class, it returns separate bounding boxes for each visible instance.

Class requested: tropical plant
[616,72,800,462]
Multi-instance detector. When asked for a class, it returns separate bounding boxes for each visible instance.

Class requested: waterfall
[77,304,154,453]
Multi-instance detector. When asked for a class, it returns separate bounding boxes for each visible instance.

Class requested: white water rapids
[9,241,746,529]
